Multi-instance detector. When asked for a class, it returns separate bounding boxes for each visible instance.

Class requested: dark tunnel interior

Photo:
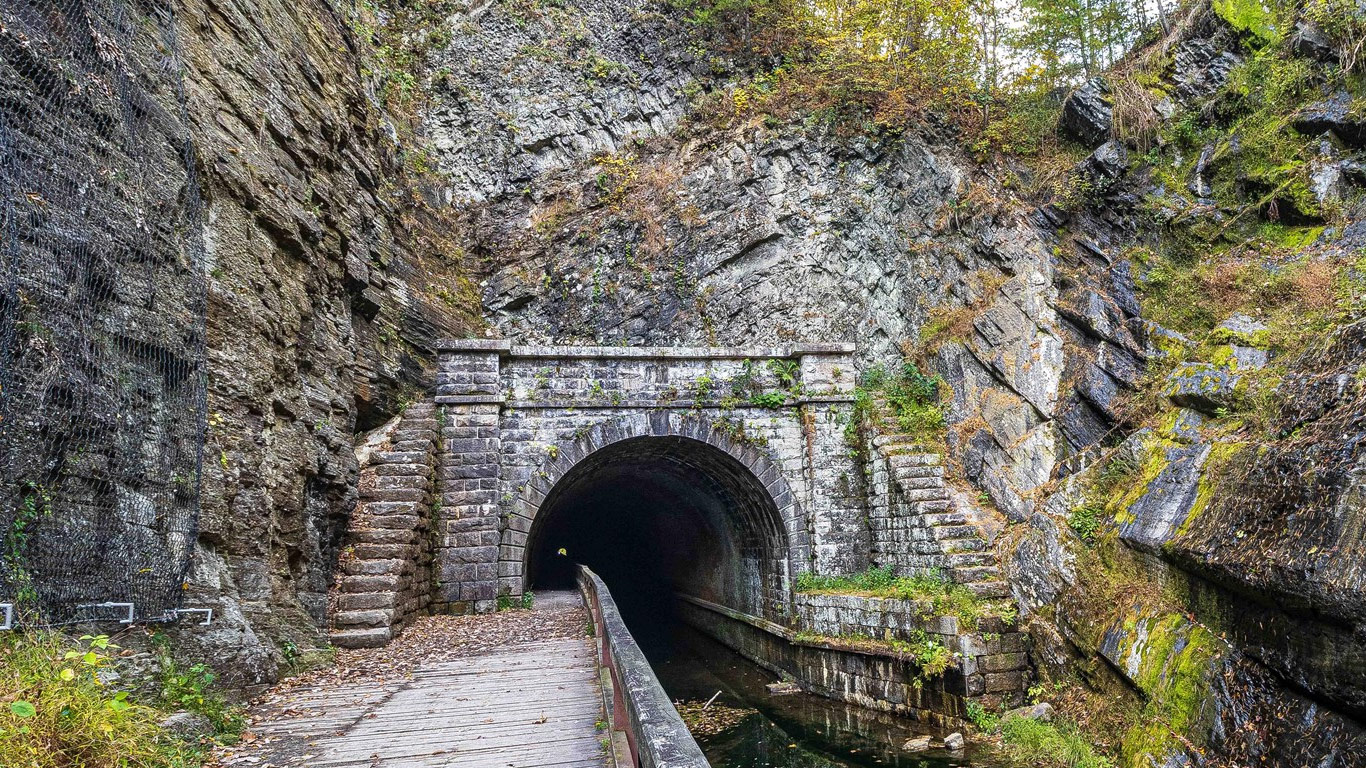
[524,436,789,623]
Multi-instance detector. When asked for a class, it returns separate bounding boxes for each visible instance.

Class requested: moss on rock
[1114,613,1222,767]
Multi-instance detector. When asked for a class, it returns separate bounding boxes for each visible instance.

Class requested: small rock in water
[943,732,965,750]
[902,735,932,751]
[1006,702,1055,722]
[766,681,801,695]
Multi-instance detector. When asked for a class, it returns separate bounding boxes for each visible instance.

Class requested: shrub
[975,75,1065,159]
[1212,0,1279,45]
[497,591,535,611]
[965,700,1000,731]
[887,629,954,679]
[1068,504,1103,542]
[852,361,947,444]
[0,632,208,767]
[157,663,240,736]
[749,391,788,408]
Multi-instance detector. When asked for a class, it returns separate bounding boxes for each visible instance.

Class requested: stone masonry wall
[680,595,1028,725]
[329,404,439,648]
[429,341,864,615]
[863,428,1009,600]
[432,341,507,613]
[792,593,1029,709]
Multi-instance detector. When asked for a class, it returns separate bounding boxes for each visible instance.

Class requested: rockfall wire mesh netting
[0,0,206,626]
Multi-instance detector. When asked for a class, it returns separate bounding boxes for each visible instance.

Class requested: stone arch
[499,412,808,619]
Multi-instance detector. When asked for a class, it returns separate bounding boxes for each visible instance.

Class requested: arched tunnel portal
[521,435,793,622]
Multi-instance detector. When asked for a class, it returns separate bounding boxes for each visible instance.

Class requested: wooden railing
[577,566,710,768]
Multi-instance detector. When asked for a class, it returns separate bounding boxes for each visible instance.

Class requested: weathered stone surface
[327,627,393,649]
[1190,143,1217,198]
[1060,78,1113,148]
[1288,21,1338,62]
[1118,440,1210,554]
[1295,91,1366,148]
[1079,140,1130,191]
[1005,702,1054,722]
[160,711,215,740]
[1170,9,1242,104]
[1165,363,1240,414]
[1166,409,1207,443]
[903,735,932,751]
[1212,313,1270,346]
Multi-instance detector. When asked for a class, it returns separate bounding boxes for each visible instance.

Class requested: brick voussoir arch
[498,412,806,596]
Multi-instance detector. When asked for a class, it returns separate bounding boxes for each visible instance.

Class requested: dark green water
[631,617,1003,768]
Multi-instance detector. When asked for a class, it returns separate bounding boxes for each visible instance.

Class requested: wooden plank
[247,598,609,768]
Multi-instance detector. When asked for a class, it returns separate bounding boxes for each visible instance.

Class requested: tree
[1013,0,1153,86]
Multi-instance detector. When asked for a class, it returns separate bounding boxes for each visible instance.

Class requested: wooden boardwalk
[239,593,610,768]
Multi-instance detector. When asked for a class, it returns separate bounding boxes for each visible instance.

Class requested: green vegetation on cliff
[0,632,240,767]
[674,0,1160,149]
[851,362,947,443]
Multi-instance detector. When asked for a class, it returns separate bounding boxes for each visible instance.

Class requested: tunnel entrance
[524,435,791,620]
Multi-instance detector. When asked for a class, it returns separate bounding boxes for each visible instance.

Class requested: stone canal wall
[679,593,1028,724]
[792,594,1029,709]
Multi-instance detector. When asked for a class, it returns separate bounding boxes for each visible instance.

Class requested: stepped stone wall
[329,405,439,648]
[864,428,1009,600]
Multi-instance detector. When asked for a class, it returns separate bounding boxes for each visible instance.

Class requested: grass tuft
[1,632,227,767]
[1000,715,1115,768]
[794,566,1005,628]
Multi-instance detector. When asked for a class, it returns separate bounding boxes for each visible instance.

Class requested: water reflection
[636,618,1000,768]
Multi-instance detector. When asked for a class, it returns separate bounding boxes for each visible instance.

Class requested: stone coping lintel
[437,339,856,358]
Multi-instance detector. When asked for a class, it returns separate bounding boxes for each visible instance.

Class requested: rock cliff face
[173,0,475,685]
[995,5,1366,763]
[414,0,1366,763]
[424,0,1106,528]
[4,0,1362,761]
[423,0,1072,537]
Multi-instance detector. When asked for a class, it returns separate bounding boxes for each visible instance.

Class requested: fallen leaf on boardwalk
[207,604,590,767]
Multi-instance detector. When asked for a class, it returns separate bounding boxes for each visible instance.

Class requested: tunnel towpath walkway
[211,592,608,768]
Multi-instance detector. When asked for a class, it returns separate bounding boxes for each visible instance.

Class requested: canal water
[624,610,1003,768]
